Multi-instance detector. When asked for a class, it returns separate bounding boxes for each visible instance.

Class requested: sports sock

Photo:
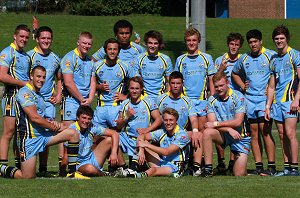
[255,162,263,171]
[15,157,21,169]
[204,164,213,174]
[0,164,18,178]
[267,161,276,170]
[39,164,47,173]
[284,162,291,171]
[127,171,148,178]
[192,162,201,172]
[67,141,79,174]
[0,159,8,165]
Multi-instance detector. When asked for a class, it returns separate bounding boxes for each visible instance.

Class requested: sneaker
[248,169,269,176]
[201,170,213,178]
[114,167,137,178]
[290,169,300,176]
[193,168,202,177]
[274,169,291,177]
[36,171,57,178]
[265,167,277,176]
[66,172,90,179]
[213,164,227,176]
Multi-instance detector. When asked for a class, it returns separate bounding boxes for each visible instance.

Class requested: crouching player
[117,108,190,178]
[202,71,251,177]
[69,105,119,177]
[0,66,84,179]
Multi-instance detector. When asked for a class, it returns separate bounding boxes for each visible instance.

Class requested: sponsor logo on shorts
[5,104,11,110]
[23,93,30,99]
[66,111,71,116]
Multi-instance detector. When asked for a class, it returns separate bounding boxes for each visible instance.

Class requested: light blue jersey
[15,84,46,139]
[175,50,216,100]
[95,59,134,106]
[92,42,146,66]
[270,47,300,103]
[61,48,95,98]
[0,43,31,96]
[27,47,61,99]
[119,95,157,138]
[215,53,242,91]
[207,88,248,138]
[133,52,173,100]
[150,125,190,163]
[68,121,105,164]
[232,47,275,97]
[156,92,197,129]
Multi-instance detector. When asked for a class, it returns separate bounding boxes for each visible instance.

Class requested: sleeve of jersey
[150,129,164,142]
[90,124,105,136]
[293,50,300,68]
[132,57,141,77]
[0,48,13,68]
[174,57,180,72]
[149,98,158,111]
[16,89,35,108]
[234,92,246,114]
[61,53,75,74]
[232,58,242,74]
[188,98,197,117]
[92,47,106,61]
[165,56,173,77]
[206,96,215,114]
[207,55,217,76]
[173,131,190,149]
[91,62,96,77]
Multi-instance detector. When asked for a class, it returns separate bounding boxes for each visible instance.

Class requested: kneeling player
[117,108,190,178]
[69,105,119,177]
[202,71,251,177]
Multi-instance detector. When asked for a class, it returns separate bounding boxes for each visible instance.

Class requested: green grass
[1,13,300,197]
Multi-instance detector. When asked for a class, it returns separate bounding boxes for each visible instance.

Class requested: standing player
[174,27,216,176]
[69,105,119,177]
[92,19,145,66]
[116,76,162,170]
[94,38,134,129]
[0,66,87,179]
[133,30,173,101]
[202,71,251,177]
[265,25,300,176]
[60,31,96,126]
[27,26,62,176]
[232,29,276,175]
[213,32,244,174]
[0,25,31,169]
[116,108,190,178]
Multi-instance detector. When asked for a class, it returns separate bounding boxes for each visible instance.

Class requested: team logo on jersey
[115,71,122,78]
[199,63,204,67]
[66,111,71,116]
[153,103,158,108]
[5,104,11,110]
[141,108,147,115]
[98,71,104,77]
[180,135,187,141]
[36,60,41,65]
[159,65,164,70]
[65,61,71,67]
[285,61,291,66]
[142,63,146,69]
[180,106,186,112]
[0,54,6,59]
[182,63,186,69]
[163,103,168,109]
[23,93,30,99]
[245,63,250,69]
[261,62,267,67]
[230,104,235,112]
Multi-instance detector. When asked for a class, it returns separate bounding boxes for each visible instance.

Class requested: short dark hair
[272,25,290,43]
[144,30,164,46]
[14,24,30,35]
[103,38,120,54]
[227,32,244,47]
[246,29,262,42]
[31,65,46,75]
[169,71,183,82]
[162,108,179,121]
[113,19,133,35]
[76,105,94,118]
[36,26,53,39]
[128,76,144,89]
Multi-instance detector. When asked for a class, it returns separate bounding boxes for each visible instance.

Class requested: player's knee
[103,136,112,145]
[79,164,98,176]
[68,129,79,141]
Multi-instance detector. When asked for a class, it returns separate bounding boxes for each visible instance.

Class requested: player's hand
[191,132,201,149]
[50,121,61,132]
[137,140,147,148]
[113,92,127,101]
[126,107,135,118]
[204,122,215,128]
[290,99,299,114]
[138,150,145,165]
[219,58,229,71]
[137,128,148,134]
[264,108,271,121]
[81,98,92,106]
[100,80,110,92]
[108,153,118,167]
[244,80,250,92]
[228,128,241,140]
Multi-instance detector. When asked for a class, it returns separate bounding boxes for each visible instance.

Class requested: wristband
[192,128,199,133]
[213,121,220,127]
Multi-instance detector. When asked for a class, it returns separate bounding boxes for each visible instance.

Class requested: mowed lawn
[0,13,300,197]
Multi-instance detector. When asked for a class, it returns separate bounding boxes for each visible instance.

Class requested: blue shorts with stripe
[245,95,266,119]
[77,152,103,171]
[271,101,298,122]
[222,133,251,155]
[159,160,179,173]
[192,99,207,117]
[61,97,80,121]
[1,95,16,117]
[94,106,119,128]
[119,132,137,157]
[45,100,56,120]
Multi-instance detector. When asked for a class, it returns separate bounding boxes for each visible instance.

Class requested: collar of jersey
[287,46,292,52]
[146,51,160,57]
[174,125,180,134]
[74,48,80,56]
[225,53,241,60]
[261,47,266,54]
[75,121,80,131]
[228,88,233,96]
[26,83,34,90]
[130,94,145,103]
[186,49,201,56]
[104,59,119,65]
[10,43,17,50]
[166,91,184,98]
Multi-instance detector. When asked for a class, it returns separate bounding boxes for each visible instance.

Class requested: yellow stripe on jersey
[198,50,209,100]
[75,121,80,131]
[138,54,148,70]
[281,48,294,102]
[141,99,152,124]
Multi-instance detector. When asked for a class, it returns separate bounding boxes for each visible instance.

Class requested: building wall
[229,0,284,18]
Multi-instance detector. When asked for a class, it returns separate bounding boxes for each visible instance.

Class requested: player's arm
[115,107,135,131]
[190,115,201,149]
[231,72,246,92]
[82,76,96,106]
[205,112,244,129]
[165,76,170,92]
[63,73,84,102]
[265,75,275,121]
[103,128,119,166]
[0,66,27,87]
[290,67,300,112]
[50,71,62,105]
[136,133,152,165]
[208,75,215,96]
[23,105,59,132]
[136,109,162,134]
[138,140,180,156]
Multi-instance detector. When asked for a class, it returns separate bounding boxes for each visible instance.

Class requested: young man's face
[214,77,229,98]
[36,31,52,51]
[77,113,93,130]
[146,37,159,55]
[31,68,46,90]
[185,34,199,53]
[14,30,30,50]
[105,42,119,61]
[77,36,93,56]
[116,28,131,45]
[228,39,241,56]
[128,80,142,100]
[170,78,183,95]
[273,34,288,51]
[247,38,262,54]
[163,113,177,133]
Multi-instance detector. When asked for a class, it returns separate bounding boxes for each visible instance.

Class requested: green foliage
[69,0,161,16]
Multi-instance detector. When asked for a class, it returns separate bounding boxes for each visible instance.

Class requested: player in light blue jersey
[175,27,216,175]
[0,66,88,179]
[133,30,173,100]
[66,105,119,177]
[0,25,31,169]
[232,29,276,175]
[27,26,62,176]
[115,76,162,171]
[61,32,96,126]
[202,71,251,177]
[213,33,244,175]
[94,38,134,128]
[265,25,300,176]
[116,108,190,178]
[92,19,145,67]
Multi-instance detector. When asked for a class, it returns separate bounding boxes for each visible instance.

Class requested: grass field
[0,13,300,197]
